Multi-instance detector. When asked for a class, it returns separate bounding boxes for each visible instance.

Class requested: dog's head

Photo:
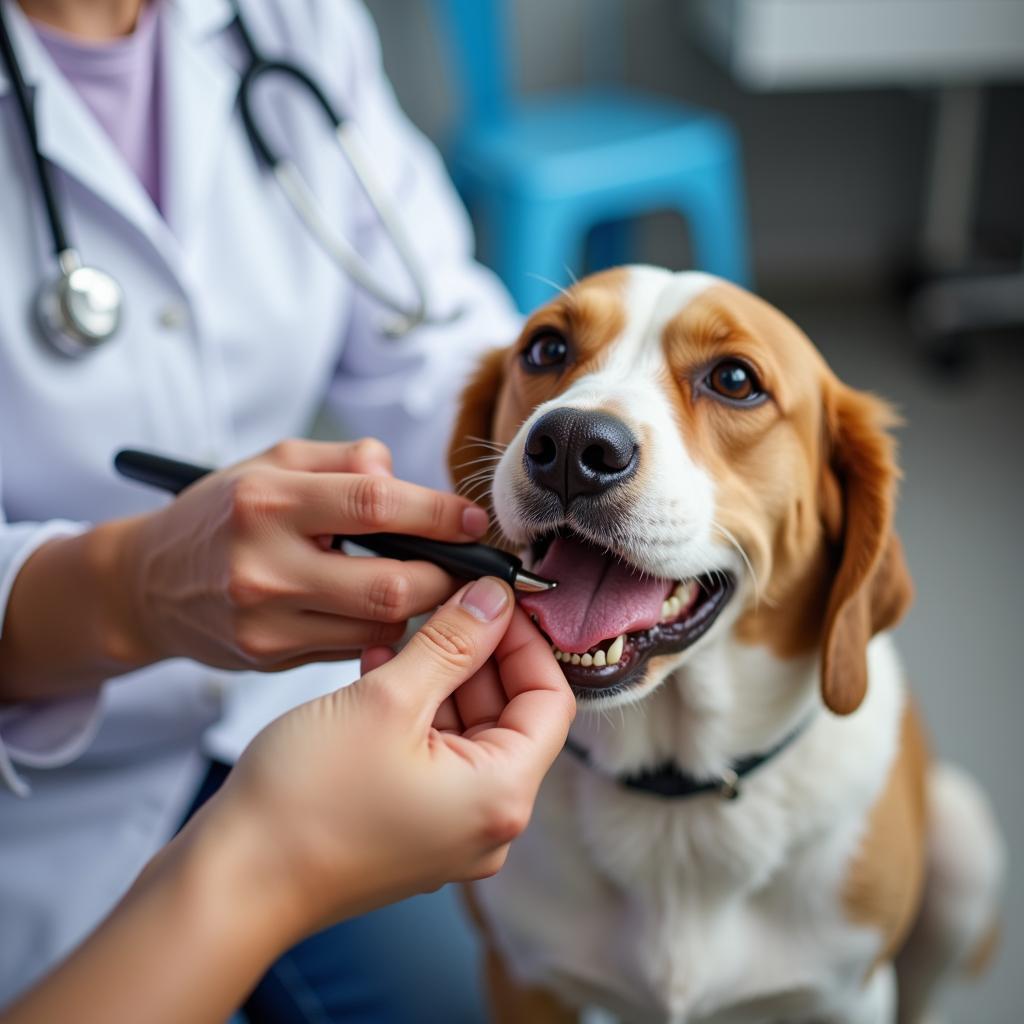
[450,267,912,714]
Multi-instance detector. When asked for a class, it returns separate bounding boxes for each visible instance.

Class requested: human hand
[201,577,574,941]
[2,580,572,1024]
[104,439,490,671]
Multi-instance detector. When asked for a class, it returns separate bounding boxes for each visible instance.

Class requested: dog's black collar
[563,716,814,801]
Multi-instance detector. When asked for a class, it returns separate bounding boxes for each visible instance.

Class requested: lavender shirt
[32,1,163,210]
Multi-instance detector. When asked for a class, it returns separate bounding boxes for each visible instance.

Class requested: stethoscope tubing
[0,0,70,256]
[228,0,454,335]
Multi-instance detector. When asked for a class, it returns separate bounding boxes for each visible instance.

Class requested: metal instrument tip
[513,568,558,593]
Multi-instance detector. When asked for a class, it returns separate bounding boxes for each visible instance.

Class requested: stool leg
[678,157,752,288]
[483,197,585,313]
[586,219,633,274]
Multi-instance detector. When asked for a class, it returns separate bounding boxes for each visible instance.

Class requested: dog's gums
[518,530,735,698]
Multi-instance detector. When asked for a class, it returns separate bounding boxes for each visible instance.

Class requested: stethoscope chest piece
[36,251,123,357]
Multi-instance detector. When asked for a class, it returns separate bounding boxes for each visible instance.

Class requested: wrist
[11,793,305,1024]
[87,516,162,670]
[164,792,315,961]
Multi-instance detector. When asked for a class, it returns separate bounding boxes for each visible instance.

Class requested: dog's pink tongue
[519,537,673,654]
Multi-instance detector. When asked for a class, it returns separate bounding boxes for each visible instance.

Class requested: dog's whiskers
[524,271,575,303]
[458,466,500,486]
[710,522,763,609]
[461,435,507,453]
[452,452,503,468]
[458,483,496,505]
[455,470,495,492]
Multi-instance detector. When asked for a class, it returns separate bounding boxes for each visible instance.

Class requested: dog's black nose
[524,408,638,507]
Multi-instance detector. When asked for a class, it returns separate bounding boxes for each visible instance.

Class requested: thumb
[373,577,514,717]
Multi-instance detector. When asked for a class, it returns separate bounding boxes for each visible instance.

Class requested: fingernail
[460,577,509,622]
[461,506,489,538]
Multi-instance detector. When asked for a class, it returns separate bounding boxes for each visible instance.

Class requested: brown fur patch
[843,701,930,968]
[461,885,578,1024]
[817,389,914,714]
[658,283,838,661]
[657,283,912,712]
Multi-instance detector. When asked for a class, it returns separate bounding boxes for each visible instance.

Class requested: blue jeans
[185,762,487,1023]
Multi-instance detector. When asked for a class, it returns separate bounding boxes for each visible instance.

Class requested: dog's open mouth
[519,530,734,698]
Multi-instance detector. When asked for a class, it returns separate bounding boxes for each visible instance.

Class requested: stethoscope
[0,0,458,358]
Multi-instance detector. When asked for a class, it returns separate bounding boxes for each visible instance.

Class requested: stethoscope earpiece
[35,250,124,358]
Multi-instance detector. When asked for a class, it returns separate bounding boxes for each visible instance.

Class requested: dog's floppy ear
[447,347,507,497]
[818,383,914,715]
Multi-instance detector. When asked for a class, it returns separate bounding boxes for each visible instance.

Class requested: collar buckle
[717,768,741,801]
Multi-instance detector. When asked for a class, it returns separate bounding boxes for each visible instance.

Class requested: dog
[448,267,1005,1024]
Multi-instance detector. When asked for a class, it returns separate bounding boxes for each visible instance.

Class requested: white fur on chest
[475,637,907,1023]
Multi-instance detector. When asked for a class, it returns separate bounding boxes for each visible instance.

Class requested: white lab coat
[0,0,518,1003]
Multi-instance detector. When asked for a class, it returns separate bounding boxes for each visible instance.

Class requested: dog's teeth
[607,635,624,664]
[593,649,607,667]
[661,600,672,621]
[553,648,563,661]
[675,580,697,604]
[570,653,581,665]
[580,653,593,667]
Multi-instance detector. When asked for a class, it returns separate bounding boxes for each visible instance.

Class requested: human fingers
[258,648,364,672]
[354,648,466,737]
[287,473,489,541]
[289,551,458,623]
[259,438,393,477]
[494,606,575,704]
[453,659,505,739]
[366,577,513,720]
[432,696,462,733]
[230,610,406,669]
[472,607,576,778]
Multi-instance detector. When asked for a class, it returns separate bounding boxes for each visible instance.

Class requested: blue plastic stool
[432,2,752,312]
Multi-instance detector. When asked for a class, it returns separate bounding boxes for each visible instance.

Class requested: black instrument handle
[114,449,208,495]
[331,534,519,587]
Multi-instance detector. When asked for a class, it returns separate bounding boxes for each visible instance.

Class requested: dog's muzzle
[524,408,638,511]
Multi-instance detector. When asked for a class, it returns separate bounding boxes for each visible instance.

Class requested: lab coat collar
[0,1,175,265]
[168,0,234,39]
[0,0,239,281]
[160,0,240,249]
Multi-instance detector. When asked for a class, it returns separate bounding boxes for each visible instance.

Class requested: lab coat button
[156,302,188,329]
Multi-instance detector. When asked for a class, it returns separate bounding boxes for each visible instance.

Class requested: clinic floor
[332,294,1023,1024]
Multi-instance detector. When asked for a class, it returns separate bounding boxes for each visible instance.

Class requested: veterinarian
[0,0,526,1016]
[3,580,575,1024]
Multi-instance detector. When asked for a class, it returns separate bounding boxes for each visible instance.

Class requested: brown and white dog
[448,267,1005,1024]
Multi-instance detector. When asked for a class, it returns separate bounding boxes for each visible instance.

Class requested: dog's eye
[523,330,569,371]
[706,360,762,403]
